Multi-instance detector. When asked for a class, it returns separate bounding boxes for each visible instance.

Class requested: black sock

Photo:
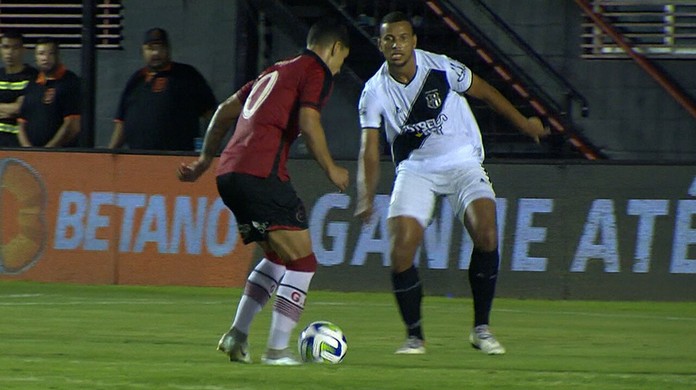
[391,266,424,340]
[468,248,500,327]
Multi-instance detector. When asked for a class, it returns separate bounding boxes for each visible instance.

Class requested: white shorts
[388,162,496,227]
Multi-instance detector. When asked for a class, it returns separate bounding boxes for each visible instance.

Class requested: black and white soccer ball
[298,321,347,364]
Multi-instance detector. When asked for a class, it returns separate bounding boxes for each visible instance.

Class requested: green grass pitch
[1,281,695,389]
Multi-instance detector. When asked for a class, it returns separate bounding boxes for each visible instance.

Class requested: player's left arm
[45,115,80,147]
[466,73,549,143]
[177,93,242,182]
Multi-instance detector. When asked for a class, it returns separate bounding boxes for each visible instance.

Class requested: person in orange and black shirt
[109,27,217,151]
[17,38,80,148]
[0,30,38,147]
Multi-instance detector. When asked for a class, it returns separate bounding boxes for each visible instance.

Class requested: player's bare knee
[391,257,413,273]
[390,238,418,263]
[473,227,498,252]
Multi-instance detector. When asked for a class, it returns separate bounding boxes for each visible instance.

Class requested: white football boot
[469,325,506,355]
[261,348,302,366]
[394,336,426,354]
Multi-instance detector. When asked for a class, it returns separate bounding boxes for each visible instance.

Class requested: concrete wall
[15,0,695,160]
[55,0,238,147]
[453,0,696,161]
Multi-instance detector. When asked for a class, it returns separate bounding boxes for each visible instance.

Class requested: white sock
[231,258,286,335]
[267,270,314,350]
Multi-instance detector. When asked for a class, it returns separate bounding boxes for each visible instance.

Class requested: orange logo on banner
[0,159,47,275]
[0,151,256,287]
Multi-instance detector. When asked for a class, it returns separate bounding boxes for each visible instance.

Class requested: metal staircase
[576,0,696,122]
[254,0,605,159]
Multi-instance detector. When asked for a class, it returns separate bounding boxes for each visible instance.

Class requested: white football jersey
[358,49,484,169]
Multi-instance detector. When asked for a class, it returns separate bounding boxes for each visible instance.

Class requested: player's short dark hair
[380,11,412,26]
[36,37,60,54]
[1,30,24,42]
[307,19,350,49]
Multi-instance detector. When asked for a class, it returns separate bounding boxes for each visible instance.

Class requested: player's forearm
[0,101,20,118]
[358,150,379,201]
[299,107,340,177]
[108,122,124,149]
[302,125,338,176]
[200,97,240,162]
[482,90,528,133]
[199,122,227,162]
[45,119,79,147]
[357,129,381,201]
[17,123,32,147]
[468,75,529,134]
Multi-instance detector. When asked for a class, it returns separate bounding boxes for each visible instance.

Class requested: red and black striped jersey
[216,50,333,180]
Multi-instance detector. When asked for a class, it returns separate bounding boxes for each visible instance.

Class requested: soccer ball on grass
[298,321,347,364]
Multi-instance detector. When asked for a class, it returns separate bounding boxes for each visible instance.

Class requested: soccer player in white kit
[355,11,549,355]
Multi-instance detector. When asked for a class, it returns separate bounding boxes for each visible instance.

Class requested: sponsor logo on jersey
[400,113,448,137]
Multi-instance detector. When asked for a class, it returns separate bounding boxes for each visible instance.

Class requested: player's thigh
[446,165,496,224]
[388,168,437,228]
[266,229,313,261]
[446,166,497,248]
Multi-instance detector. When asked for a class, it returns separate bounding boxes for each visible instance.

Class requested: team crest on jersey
[424,89,441,109]
[42,88,56,104]
[152,77,168,92]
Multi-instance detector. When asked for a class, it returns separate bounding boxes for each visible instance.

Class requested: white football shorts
[387,161,496,228]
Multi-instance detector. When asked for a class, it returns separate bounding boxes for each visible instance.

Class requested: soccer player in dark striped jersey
[178,20,350,365]
[356,11,549,355]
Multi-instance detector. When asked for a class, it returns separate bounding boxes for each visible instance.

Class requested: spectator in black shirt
[109,28,217,151]
[18,38,80,148]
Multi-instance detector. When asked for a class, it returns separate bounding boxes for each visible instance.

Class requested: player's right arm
[355,128,381,223]
[0,96,24,119]
[178,93,243,182]
[355,86,383,223]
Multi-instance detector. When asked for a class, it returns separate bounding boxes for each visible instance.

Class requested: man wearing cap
[109,27,217,151]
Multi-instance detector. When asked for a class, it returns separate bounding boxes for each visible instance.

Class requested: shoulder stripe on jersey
[392,69,450,165]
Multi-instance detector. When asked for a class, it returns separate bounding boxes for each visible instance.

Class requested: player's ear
[376,37,385,54]
[413,34,417,49]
